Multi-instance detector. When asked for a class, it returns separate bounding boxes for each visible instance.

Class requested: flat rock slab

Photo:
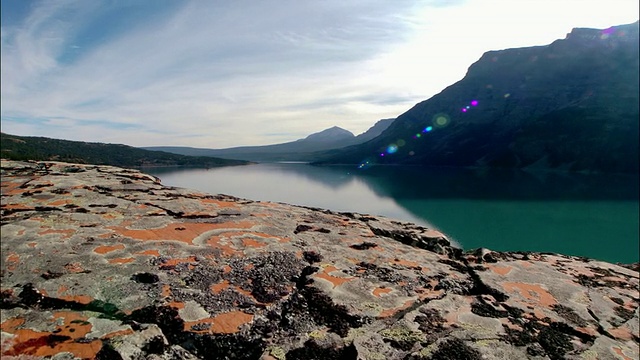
[1,160,638,360]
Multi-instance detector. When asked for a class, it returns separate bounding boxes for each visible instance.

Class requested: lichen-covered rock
[1,160,638,359]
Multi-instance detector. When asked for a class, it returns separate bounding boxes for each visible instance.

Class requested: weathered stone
[1,160,638,359]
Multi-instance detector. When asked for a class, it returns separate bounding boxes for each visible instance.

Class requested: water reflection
[145,163,639,263]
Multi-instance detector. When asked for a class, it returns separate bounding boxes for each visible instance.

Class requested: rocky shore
[1,160,638,360]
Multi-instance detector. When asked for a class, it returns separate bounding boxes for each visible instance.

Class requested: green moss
[268,346,286,360]
[308,329,325,339]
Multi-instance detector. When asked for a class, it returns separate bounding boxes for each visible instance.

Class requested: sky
[1,0,638,148]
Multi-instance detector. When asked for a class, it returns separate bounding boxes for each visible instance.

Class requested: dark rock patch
[131,272,160,284]
[349,242,378,250]
[287,340,358,360]
[538,326,573,360]
[551,304,589,327]
[303,250,323,263]
[428,338,482,360]
[294,224,313,234]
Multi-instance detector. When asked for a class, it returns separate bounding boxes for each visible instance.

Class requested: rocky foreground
[1,160,638,360]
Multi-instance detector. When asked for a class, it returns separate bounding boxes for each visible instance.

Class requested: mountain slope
[0,133,251,168]
[317,22,639,173]
[145,119,394,162]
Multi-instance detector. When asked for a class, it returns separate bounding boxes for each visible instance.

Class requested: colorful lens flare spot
[432,113,450,127]
[387,144,398,154]
[415,133,421,138]
[426,126,433,132]
[471,100,478,106]
[461,108,467,112]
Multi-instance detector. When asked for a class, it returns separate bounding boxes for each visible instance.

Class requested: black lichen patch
[471,300,509,318]
[551,304,588,327]
[226,252,305,304]
[287,340,357,360]
[538,326,573,360]
[428,338,482,360]
[614,306,635,321]
[127,305,184,344]
[414,307,446,334]
[185,333,265,360]
[349,242,378,250]
[609,297,625,305]
[183,264,223,291]
[142,335,167,354]
[355,262,412,288]
[294,224,313,234]
[131,272,160,284]
[303,250,323,264]
[41,270,64,280]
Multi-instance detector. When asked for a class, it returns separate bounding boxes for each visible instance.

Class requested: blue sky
[1,0,638,148]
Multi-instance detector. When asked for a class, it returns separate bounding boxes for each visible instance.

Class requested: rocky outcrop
[1,160,638,359]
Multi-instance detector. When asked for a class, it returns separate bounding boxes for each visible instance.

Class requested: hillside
[0,133,251,168]
[145,119,395,162]
[317,22,639,174]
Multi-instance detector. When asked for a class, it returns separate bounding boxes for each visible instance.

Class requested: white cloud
[1,0,638,147]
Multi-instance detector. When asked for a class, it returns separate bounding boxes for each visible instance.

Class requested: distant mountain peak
[302,126,354,142]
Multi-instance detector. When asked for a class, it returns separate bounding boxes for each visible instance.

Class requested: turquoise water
[146,164,639,264]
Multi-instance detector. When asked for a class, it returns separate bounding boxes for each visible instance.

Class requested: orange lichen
[201,199,239,209]
[314,265,354,288]
[210,280,231,294]
[64,262,85,273]
[167,301,185,309]
[93,243,125,254]
[108,257,135,264]
[1,317,25,331]
[372,287,393,297]
[59,294,94,305]
[502,282,557,307]
[102,328,135,339]
[136,249,161,256]
[47,199,71,206]
[242,238,268,248]
[210,311,253,334]
[392,258,420,268]
[110,221,254,245]
[160,284,172,298]
[612,347,634,360]
[608,327,635,341]
[2,312,101,359]
[6,253,20,271]
[379,299,414,318]
[487,265,513,276]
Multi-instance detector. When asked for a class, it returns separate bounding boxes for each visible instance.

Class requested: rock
[1,160,638,359]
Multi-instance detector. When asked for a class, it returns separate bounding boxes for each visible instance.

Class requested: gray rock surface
[1,160,638,359]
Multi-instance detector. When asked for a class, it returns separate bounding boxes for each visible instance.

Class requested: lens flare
[387,144,398,154]
[432,113,450,127]
[471,100,478,106]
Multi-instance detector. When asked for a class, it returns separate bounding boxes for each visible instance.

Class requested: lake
[145,163,639,264]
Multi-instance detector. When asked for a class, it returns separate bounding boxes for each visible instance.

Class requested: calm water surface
[146,163,639,264]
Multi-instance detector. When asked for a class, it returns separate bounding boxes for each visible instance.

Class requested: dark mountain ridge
[144,118,394,162]
[317,22,639,174]
[0,132,250,168]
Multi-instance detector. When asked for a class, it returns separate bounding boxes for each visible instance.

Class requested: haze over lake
[146,163,639,264]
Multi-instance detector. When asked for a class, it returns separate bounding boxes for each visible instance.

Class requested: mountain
[317,22,639,174]
[145,119,394,162]
[0,132,251,168]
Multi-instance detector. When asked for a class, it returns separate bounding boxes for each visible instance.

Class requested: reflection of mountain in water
[309,165,640,202]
